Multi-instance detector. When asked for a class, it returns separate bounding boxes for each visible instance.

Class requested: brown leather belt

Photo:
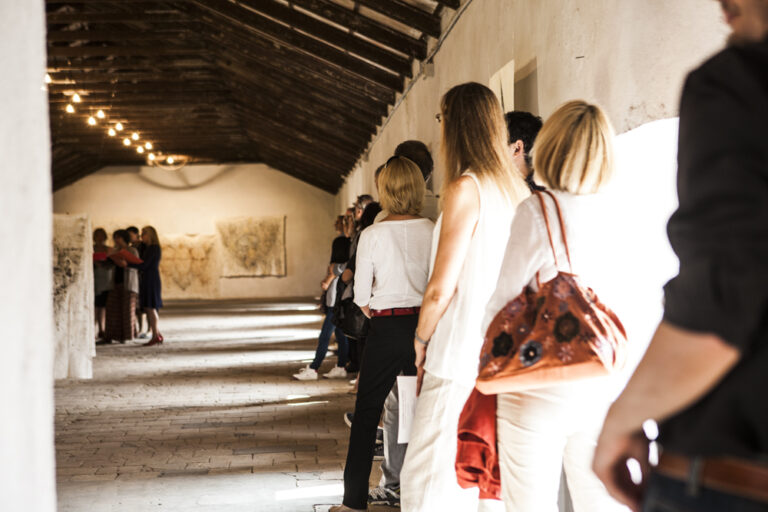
[656,452,768,503]
[370,307,421,318]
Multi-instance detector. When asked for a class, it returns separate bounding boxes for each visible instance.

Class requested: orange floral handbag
[475,191,627,395]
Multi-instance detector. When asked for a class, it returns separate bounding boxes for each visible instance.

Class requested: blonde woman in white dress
[400,82,530,512]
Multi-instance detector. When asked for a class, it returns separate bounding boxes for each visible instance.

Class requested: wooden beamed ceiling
[46,0,457,193]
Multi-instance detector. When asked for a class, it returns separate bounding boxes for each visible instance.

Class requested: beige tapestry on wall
[216,216,286,277]
[159,234,220,298]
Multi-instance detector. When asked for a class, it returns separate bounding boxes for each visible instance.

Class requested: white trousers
[400,371,504,512]
[496,384,629,512]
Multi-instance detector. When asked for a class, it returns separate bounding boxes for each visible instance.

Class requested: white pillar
[0,0,57,510]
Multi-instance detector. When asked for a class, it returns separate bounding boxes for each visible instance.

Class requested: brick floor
[55,300,394,512]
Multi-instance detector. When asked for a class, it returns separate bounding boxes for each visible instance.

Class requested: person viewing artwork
[331,155,434,512]
[92,227,113,342]
[100,229,140,345]
[482,100,627,511]
[118,225,164,346]
[399,82,530,512]
[127,225,149,339]
[293,216,350,381]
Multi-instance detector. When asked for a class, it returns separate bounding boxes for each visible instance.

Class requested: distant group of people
[299,3,768,511]
[93,225,164,346]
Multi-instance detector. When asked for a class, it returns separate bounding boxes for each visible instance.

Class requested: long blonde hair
[533,100,615,194]
[142,225,161,247]
[440,82,529,204]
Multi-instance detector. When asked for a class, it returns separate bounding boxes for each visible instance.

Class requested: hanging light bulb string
[57,75,183,169]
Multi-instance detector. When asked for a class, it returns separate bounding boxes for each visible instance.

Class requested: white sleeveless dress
[401,171,521,512]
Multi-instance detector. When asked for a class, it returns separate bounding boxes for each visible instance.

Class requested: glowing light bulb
[44,74,52,84]
[137,146,145,154]
[96,109,105,119]
[65,104,75,114]
[115,122,123,131]
[147,153,156,161]
[108,128,116,137]
[167,156,175,164]
[144,142,152,150]
[123,138,131,146]
[131,132,139,141]
[72,93,81,103]
[87,116,96,126]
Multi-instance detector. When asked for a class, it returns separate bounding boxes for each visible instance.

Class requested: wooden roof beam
[236,0,411,77]
[287,0,427,59]
[189,0,403,91]
[355,0,441,38]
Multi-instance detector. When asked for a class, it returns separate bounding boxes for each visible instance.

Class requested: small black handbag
[332,279,369,340]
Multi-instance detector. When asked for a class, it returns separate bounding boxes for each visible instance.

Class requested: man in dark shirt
[594,1,768,510]
[505,110,545,191]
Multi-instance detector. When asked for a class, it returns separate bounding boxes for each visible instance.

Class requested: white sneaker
[349,378,357,385]
[324,366,348,379]
[292,366,318,380]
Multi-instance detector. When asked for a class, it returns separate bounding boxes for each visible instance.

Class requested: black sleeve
[663,45,768,351]
[330,236,351,264]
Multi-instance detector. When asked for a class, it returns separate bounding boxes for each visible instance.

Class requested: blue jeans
[643,472,767,512]
[310,309,348,370]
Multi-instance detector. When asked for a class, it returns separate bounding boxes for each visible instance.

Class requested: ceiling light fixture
[131,132,139,141]
[65,104,75,113]
[147,153,156,161]
[123,138,131,146]
[137,146,145,154]
[72,93,81,103]
[96,109,105,119]
[144,142,152,150]
[44,74,52,84]
[87,116,96,126]
[108,128,116,137]
[115,122,124,131]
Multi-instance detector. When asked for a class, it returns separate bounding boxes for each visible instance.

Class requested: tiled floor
[55,300,391,512]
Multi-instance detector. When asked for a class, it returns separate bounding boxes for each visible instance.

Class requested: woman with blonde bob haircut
[533,100,615,194]
[482,100,625,511]
[400,82,529,512]
[332,156,434,512]
[378,156,425,216]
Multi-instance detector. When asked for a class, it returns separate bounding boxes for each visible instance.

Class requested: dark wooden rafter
[46,0,458,192]
[188,0,404,91]
[355,0,442,39]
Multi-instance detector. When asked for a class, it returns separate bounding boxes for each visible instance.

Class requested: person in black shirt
[505,110,545,192]
[594,1,768,510]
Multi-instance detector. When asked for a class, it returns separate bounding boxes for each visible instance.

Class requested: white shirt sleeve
[480,199,549,335]
[353,230,375,308]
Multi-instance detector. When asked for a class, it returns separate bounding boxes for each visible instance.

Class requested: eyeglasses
[435,113,442,124]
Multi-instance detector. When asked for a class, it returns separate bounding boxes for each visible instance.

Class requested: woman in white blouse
[483,101,626,511]
[400,82,530,512]
[331,156,435,512]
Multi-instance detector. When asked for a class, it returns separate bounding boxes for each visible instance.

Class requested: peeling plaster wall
[53,214,95,380]
[53,164,336,299]
[338,0,728,208]
[0,0,56,510]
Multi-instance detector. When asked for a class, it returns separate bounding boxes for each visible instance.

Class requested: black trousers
[342,314,418,509]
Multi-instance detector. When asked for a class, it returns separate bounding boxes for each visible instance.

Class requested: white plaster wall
[0,0,57,510]
[338,0,728,208]
[53,214,95,380]
[53,164,336,299]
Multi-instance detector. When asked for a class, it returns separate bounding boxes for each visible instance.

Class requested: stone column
[0,1,57,510]
[54,214,95,379]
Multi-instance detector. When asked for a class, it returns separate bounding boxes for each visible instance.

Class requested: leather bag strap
[535,190,573,272]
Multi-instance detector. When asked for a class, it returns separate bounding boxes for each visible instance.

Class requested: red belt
[656,453,768,503]
[370,307,421,318]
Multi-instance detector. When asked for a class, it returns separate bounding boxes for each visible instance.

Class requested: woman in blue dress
[122,225,164,346]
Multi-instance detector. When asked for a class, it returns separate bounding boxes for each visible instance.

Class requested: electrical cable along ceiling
[46,0,459,192]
